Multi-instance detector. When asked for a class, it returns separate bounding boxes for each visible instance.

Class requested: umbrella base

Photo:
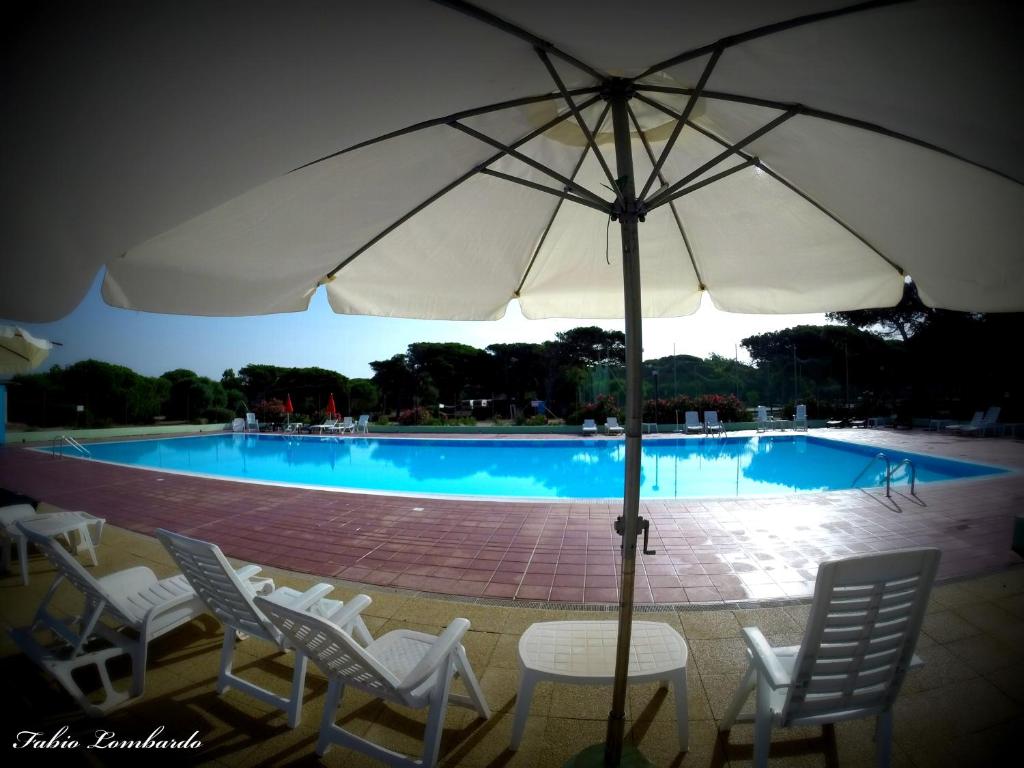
[562,743,654,768]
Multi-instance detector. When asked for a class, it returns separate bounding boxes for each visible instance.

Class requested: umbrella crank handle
[614,515,656,556]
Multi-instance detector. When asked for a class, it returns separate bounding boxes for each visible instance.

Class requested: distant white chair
[231,417,245,432]
[581,419,598,435]
[720,547,941,768]
[942,411,982,434]
[704,410,724,435]
[355,414,370,434]
[245,412,260,432]
[793,404,808,432]
[255,594,490,767]
[156,529,373,728]
[684,411,703,434]
[336,416,356,434]
[605,417,624,435]
[11,522,245,715]
[957,406,1001,437]
[756,405,770,433]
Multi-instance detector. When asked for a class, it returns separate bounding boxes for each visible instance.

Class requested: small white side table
[511,620,688,751]
[13,511,105,585]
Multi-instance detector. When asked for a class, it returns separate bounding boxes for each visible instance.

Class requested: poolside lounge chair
[355,414,370,434]
[605,416,624,435]
[10,523,258,715]
[793,404,808,432]
[720,547,940,768]
[156,529,373,728]
[704,410,724,436]
[581,419,598,435]
[311,417,339,434]
[941,411,982,434]
[684,410,703,434]
[255,593,490,767]
[336,415,355,433]
[756,405,770,433]
[957,406,1001,437]
[245,412,260,432]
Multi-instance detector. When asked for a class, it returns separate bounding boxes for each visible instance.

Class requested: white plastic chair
[704,410,724,435]
[720,548,941,767]
[336,416,355,433]
[10,522,248,715]
[311,417,339,434]
[255,594,490,768]
[156,528,372,727]
[1,502,105,585]
[957,405,1001,436]
[355,414,370,433]
[581,418,597,435]
[756,405,770,433]
[245,412,260,432]
[684,410,703,434]
[605,417,624,435]
[794,403,808,432]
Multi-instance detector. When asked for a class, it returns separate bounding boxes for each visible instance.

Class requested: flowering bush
[569,394,622,424]
[643,393,745,423]
[397,406,439,425]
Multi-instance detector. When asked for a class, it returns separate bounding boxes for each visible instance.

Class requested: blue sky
[3,270,830,381]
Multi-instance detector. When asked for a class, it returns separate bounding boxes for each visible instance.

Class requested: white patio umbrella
[2,1,1022,764]
[0,326,55,376]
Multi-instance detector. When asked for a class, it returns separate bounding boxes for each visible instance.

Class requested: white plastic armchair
[756,405,770,433]
[10,522,238,715]
[704,410,724,435]
[581,419,597,435]
[684,410,703,434]
[155,528,372,728]
[355,414,370,434]
[794,403,808,432]
[256,595,490,768]
[720,548,941,767]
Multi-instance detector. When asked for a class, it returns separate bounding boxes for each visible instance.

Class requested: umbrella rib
[637,85,1023,186]
[637,47,722,202]
[627,103,705,291]
[0,343,33,363]
[478,169,609,214]
[535,48,621,205]
[289,88,599,173]
[324,96,600,279]
[644,108,798,210]
[516,103,613,297]
[429,0,608,82]
[649,158,759,208]
[450,121,609,209]
[633,0,910,81]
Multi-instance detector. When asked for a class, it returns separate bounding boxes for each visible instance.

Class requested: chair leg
[421,656,456,767]
[720,661,755,731]
[217,629,236,693]
[752,672,773,768]
[287,651,308,728]
[510,669,539,750]
[454,645,490,718]
[317,677,344,756]
[18,534,30,585]
[875,711,893,768]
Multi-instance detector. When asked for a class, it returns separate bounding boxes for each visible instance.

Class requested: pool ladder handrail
[52,434,90,458]
[851,452,916,497]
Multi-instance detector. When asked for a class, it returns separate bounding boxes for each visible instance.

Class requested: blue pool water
[46,434,1007,499]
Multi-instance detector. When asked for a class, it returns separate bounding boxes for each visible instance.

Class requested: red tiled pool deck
[2,429,1021,606]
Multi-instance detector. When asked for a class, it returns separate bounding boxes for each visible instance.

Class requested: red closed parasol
[325,392,337,416]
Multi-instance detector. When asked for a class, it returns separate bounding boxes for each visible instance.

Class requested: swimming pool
[46,434,1007,499]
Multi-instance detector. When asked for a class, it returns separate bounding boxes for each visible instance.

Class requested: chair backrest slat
[784,548,939,726]
[255,596,401,699]
[157,529,277,642]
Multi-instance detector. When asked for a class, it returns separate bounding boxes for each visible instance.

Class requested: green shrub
[202,407,236,423]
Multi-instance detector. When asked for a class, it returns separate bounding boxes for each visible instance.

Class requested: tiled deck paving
[1,526,1021,766]
[1,428,1021,606]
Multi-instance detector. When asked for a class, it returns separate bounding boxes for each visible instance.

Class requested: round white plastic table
[511,620,688,751]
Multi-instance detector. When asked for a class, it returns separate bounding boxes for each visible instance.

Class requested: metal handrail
[889,458,917,496]
[852,452,891,496]
[51,434,90,458]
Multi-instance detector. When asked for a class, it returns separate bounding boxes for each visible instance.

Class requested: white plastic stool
[511,620,688,751]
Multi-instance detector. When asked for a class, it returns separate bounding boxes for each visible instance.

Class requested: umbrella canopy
[325,393,337,417]
[2,2,1022,764]
[0,326,55,376]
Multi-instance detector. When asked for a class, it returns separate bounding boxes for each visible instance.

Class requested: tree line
[7,291,1021,429]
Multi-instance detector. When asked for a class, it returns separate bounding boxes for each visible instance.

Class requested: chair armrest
[264,582,334,611]
[398,618,470,694]
[742,626,792,690]
[325,593,372,626]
